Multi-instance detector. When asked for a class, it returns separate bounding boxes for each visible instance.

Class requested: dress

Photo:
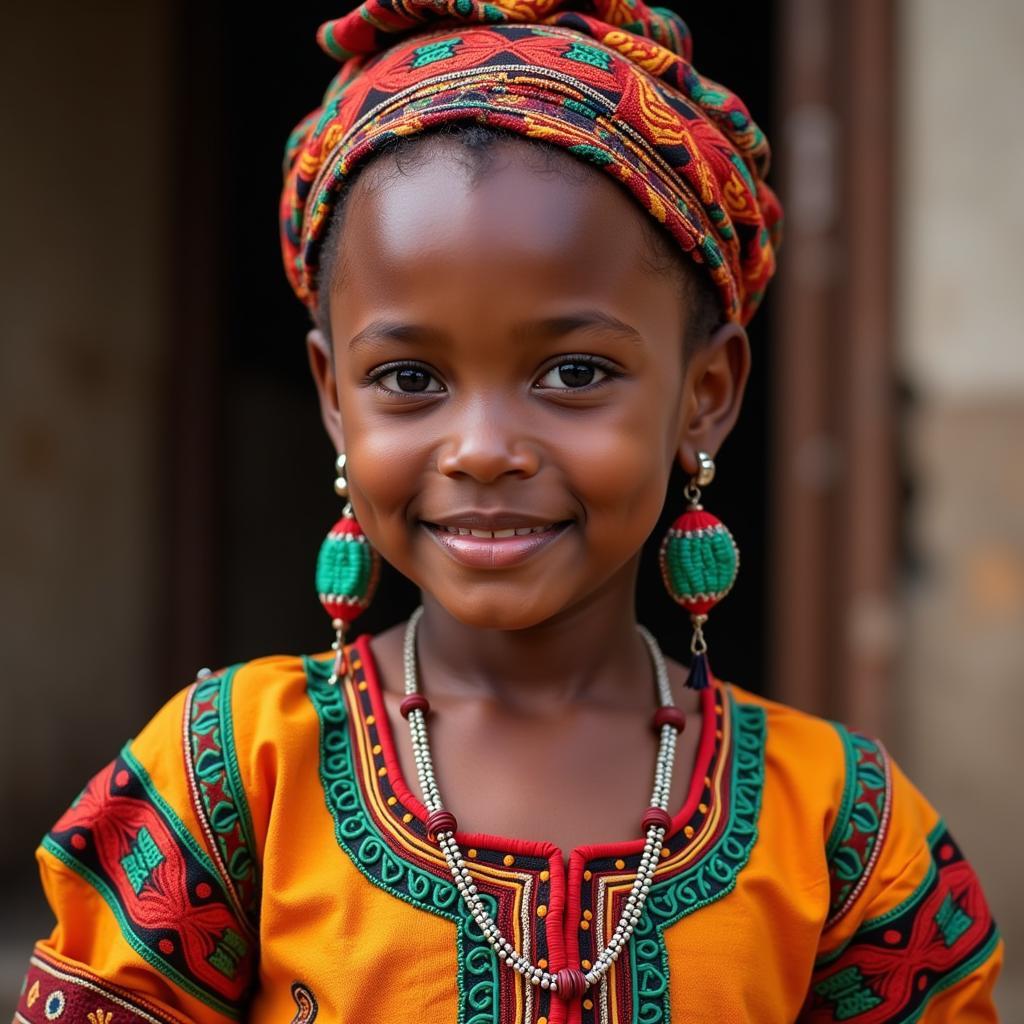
[14,631,1003,1024]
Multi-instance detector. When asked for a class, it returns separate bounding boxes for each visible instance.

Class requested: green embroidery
[813,966,883,1020]
[567,143,614,166]
[187,666,260,928]
[304,656,500,1024]
[934,892,973,948]
[410,38,463,68]
[562,42,613,71]
[41,746,247,1019]
[824,725,890,924]
[208,927,248,980]
[562,97,598,120]
[630,692,766,1023]
[120,827,165,894]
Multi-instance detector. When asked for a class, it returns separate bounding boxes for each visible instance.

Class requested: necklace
[398,604,687,1002]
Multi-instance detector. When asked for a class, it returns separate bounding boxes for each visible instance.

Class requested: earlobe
[306,327,345,450]
[674,321,750,471]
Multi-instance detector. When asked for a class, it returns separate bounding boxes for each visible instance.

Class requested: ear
[306,327,345,452]
[675,321,751,474]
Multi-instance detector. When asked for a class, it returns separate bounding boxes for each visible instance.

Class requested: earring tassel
[687,649,711,690]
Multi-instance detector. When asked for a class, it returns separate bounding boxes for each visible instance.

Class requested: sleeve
[13,664,261,1024]
[799,725,1004,1023]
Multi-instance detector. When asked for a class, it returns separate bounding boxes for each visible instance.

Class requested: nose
[435,396,541,482]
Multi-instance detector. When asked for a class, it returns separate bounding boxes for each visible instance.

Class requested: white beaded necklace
[398,604,687,1003]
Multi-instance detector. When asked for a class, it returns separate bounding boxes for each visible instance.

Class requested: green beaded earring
[315,452,381,685]
[658,451,740,690]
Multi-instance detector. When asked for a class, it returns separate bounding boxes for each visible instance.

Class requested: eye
[367,362,445,396]
[534,355,620,391]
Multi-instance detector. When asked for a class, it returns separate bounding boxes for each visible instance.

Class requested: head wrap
[280,0,783,327]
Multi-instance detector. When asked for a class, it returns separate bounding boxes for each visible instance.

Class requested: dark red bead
[554,967,587,1000]
[652,705,686,733]
[400,693,431,718]
[641,807,673,834]
[426,810,458,842]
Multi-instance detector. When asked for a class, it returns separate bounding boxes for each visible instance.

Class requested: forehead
[331,139,682,320]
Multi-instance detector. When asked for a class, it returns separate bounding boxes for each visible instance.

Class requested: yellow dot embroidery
[387,795,398,806]
[468,849,478,858]
[614,859,625,870]
[583,999,594,1010]
[698,802,708,814]
[583,870,592,881]
[358,680,368,691]
[365,715,376,725]
[539,870,549,882]
[660,847,670,858]
[704,775,712,787]
[538,958,548,969]
[377,766,387,777]
[583,909,593,921]
[580,920,590,931]
[372,744,382,755]
[503,854,515,867]
[537,905,548,918]
[683,825,695,839]
[582,959,592,969]
[402,812,413,823]
[538,1018,548,1024]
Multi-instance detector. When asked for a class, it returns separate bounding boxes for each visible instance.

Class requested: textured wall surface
[0,1,171,1005]
[897,0,1024,1014]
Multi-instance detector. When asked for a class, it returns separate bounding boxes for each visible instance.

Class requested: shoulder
[722,683,927,926]
[722,683,858,843]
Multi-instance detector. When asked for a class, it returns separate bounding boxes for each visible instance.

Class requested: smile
[420,520,572,568]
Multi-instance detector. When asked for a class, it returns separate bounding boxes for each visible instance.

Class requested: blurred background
[1,0,1020,1015]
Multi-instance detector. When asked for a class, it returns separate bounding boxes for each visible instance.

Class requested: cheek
[336,402,425,535]
[561,401,672,531]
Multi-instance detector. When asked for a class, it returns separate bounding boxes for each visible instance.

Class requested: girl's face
[308,140,749,630]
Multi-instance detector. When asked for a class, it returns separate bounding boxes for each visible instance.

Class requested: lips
[420,519,572,568]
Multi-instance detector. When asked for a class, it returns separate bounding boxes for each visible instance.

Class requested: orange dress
[14,632,1003,1023]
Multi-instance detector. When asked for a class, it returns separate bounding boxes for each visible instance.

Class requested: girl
[15,2,1003,1022]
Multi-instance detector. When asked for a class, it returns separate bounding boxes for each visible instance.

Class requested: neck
[410,559,660,714]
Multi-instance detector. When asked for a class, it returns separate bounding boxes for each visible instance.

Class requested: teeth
[438,523,558,537]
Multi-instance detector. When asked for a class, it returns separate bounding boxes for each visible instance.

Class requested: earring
[315,452,381,685]
[658,450,740,690]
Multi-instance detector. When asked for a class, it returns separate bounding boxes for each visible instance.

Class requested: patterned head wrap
[280,0,783,328]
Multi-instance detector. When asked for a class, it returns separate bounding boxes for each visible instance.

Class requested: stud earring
[315,452,381,685]
[657,450,740,690]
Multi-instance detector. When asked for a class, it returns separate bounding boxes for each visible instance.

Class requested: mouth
[419,519,573,568]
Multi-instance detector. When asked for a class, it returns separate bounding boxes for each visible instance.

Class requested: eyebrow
[347,310,644,350]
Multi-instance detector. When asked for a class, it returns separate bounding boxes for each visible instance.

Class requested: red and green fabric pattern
[279,0,783,329]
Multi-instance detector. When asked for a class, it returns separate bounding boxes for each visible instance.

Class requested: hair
[312,121,722,366]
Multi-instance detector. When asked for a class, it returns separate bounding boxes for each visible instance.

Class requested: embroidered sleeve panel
[801,820,1002,1023]
[182,666,261,933]
[35,743,256,1021]
[823,724,895,931]
[15,948,190,1024]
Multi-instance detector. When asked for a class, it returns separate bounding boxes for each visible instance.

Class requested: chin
[429,589,569,632]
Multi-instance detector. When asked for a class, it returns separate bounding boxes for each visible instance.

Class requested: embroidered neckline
[321,631,724,874]
[304,634,766,1024]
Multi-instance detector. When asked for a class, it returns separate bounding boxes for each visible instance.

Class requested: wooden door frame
[771,0,898,735]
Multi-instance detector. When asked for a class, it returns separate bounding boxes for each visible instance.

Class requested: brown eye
[370,363,445,395]
[535,357,616,391]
